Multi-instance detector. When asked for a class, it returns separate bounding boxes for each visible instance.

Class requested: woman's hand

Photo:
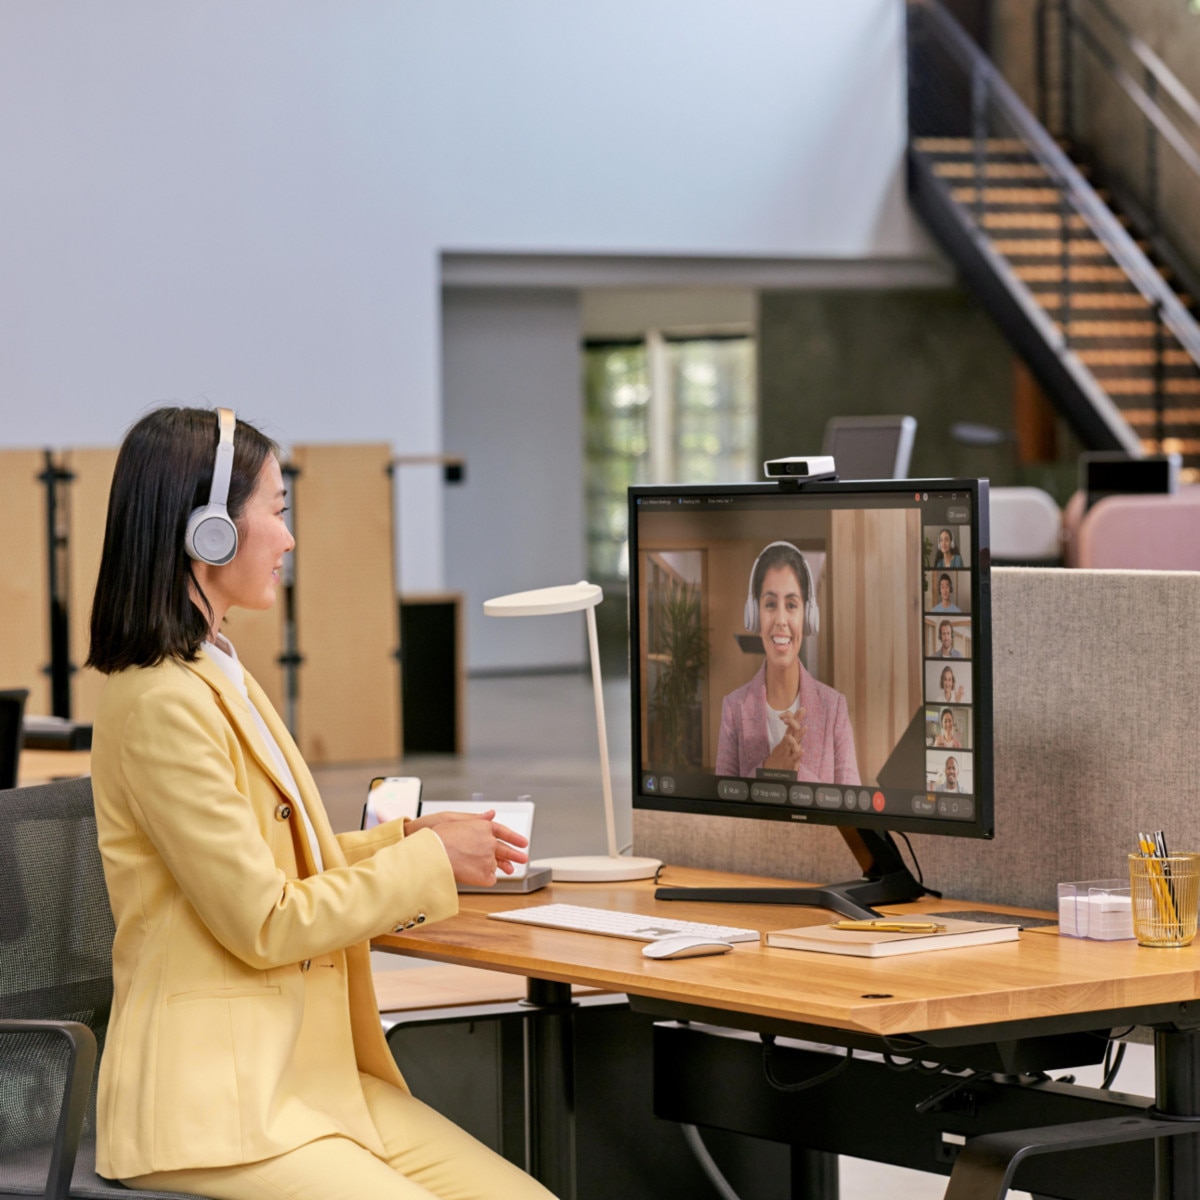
[763,708,806,771]
[408,809,530,887]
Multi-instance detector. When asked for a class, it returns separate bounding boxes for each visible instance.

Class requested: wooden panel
[290,443,400,763]
[224,604,287,715]
[0,450,50,713]
[64,447,117,723]
[829,508,923,787]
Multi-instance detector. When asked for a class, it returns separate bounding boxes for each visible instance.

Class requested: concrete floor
[311,672,1155,1200]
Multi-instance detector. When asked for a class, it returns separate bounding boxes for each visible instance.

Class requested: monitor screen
[821,415,917,481]
[1081,451,1180,512]
[628,477,992,845]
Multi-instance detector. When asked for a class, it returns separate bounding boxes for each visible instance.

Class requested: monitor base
[654,828,930,921]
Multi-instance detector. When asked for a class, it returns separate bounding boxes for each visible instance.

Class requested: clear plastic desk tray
[1057,879,1135,940]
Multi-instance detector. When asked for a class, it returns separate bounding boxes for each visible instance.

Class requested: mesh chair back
[0,780,213,1199]
[0,778,113,1191]
[0,691,27,792]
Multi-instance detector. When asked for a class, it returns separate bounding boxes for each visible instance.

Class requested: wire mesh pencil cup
[1128,853,1200,948]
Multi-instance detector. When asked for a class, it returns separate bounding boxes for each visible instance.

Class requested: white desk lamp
[483,581,661,882]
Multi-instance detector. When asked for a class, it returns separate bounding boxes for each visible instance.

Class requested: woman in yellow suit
[86,407,555,1200]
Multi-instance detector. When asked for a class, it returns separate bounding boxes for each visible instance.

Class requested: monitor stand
[654,827,928,922]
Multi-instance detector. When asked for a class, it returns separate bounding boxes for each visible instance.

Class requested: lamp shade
[483,581,602,618]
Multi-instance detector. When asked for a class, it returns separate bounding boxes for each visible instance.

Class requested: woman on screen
[940,665,965,705]
[85,408,551,1200]
[933,528,963,569]
[715,541,859,783]
[933,707,962,748]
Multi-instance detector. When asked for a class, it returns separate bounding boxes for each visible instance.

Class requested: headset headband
[208,407,235,509]
[184,407,239,566]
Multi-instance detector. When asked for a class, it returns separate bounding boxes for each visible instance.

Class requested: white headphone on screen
[743,541,819,637]
[184,407,239,566]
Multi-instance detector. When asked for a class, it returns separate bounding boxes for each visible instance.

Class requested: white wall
[0,0,927,595]
[442,288,584,672]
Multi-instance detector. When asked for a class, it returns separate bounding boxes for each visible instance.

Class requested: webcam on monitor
[762,455,838,481]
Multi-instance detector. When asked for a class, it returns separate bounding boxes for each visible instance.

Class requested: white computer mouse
[642,935,734,960]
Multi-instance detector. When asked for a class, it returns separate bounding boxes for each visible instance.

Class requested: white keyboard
[487,902,759,944]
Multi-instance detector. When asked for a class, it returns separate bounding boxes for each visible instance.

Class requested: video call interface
[631,483,989,835]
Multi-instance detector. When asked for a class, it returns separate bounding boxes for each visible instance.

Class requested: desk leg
[1155,1027,1200,1200]
[790,1147,839,1199]
[522,979,576,1199]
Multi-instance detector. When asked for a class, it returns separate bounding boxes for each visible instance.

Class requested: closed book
[763,917,1019,957]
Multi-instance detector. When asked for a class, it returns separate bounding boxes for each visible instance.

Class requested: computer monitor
[821,415,917,480]
[628,475,992,919]
[1080,451,1180,512]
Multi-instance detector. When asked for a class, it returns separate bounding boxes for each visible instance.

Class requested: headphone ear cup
[744,593,760,634]
[802,557,819,637]
[185,505,239,566]
[804,597,819,638]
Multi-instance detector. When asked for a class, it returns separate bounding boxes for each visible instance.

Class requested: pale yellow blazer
[90,653,458,1180]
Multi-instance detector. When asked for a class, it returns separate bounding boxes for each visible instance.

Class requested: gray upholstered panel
[634,567,1200,911]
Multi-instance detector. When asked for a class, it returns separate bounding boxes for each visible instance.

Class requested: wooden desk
[16,749,90,787]
[375,866,1200,1199]
[375,865,1200,1043]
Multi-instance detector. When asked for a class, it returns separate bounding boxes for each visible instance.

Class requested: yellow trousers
[124,1075,557,1200]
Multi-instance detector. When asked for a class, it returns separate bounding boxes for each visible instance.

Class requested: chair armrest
[0,1019,97,1200]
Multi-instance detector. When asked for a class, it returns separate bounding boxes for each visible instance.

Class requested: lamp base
[531,854,662,883]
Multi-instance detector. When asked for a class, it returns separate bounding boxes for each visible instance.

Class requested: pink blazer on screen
[714,662,860,784]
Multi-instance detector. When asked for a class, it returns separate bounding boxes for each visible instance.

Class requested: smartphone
[361,776,422,829]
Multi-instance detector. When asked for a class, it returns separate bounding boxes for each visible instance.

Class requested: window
[585,332,756,582]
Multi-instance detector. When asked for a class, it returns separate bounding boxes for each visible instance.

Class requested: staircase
[907,0,1200,479]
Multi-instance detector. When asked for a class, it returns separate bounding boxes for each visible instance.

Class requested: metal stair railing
[910,0,1200,424]
[1040,0,1200,242]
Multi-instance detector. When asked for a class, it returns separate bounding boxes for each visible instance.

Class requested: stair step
[1141,437,1200,455]
[1057,320,1163,337]
[1104,378,1200,396]
[1078,349,1196,367]
[1015,265,1141,284]
[981,212,1125,231]
[1034,293,1169,311]
[952,186,1071,205]
[1123,407,1200,424]
[914,136,1033,154]
[933,161,1075,180]
[991,238,1120,258]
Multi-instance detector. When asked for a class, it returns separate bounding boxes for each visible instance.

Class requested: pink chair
[1076,488,1200,569]
[1060,490,1087,569]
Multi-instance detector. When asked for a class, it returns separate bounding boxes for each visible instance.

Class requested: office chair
[1076,488,1200,570]
[989,487,1063,565]
[0,777,212,1200]
[821,415,916,480]
[0,689,27,791]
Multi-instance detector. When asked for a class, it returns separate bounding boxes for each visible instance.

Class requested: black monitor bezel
[628,475,993,842]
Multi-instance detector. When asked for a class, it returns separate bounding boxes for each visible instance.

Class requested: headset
[743,541,819,637]
[184,407,239,566]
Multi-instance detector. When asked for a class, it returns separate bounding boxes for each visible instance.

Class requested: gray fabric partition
[633,567,1200,912]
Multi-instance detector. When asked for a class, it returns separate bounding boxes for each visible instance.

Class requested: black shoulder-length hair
[86,406,279,674]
